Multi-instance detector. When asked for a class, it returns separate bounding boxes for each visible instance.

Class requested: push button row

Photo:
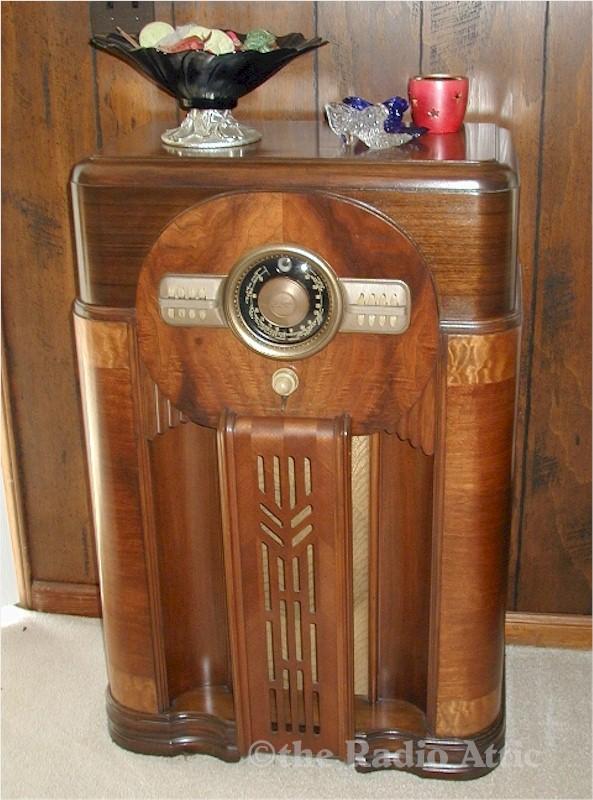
[158,275,226,327]
[340,279,410,334]
[158,274,411,336]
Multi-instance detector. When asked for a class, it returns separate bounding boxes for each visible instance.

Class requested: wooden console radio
[72,121,520,779]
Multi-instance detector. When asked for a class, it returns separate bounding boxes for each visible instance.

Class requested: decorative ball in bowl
[91,23,327,149]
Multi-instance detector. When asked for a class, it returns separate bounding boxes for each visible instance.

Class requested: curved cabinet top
[72,121,517,194]
[71,121,518,324]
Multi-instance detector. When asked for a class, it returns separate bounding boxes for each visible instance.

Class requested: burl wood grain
[136,191,439,435]
[217,413,353,757]
[431,328,519,737]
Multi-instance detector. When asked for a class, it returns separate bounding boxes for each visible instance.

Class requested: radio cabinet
[72,121,520,779]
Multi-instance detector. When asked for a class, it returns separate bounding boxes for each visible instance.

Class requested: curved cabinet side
[74,311,167,714]
[430,327,519,737]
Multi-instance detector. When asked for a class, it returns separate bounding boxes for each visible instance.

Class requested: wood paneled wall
[2,2,591,621]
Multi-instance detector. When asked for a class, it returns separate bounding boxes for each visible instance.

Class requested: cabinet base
[106,689,240,762]
[354,711,505,779]
[107,688,503,779]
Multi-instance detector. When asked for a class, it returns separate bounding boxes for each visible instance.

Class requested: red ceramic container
[408,74,469,134]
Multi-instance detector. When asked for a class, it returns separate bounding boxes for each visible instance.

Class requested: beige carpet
[1,606,591,800]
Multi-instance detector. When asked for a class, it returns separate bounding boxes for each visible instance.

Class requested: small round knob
[272,368,299,397]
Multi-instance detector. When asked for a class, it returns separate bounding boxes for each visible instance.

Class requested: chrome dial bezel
[223,244,343,360]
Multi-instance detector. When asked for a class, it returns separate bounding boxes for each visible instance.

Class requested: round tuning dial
[224,245,343,359]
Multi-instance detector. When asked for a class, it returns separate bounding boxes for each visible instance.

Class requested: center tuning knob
[224,244,343,360]
[257,277,311,327]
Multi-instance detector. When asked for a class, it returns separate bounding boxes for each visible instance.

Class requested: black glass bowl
[91,32,327,110]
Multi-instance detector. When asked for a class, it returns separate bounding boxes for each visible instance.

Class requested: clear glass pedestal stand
[161,109,262,150]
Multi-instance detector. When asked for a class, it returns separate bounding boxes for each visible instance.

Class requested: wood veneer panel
[354,696,426,737]
[74,313,165,713]
[73,186,215,307]
[375,433,434,711]
[317,1,421,108]
[421,1,546,605]
[74,166,516,321]
[431,328,518,737]
[349,189,516,322]
[136,191,439,434]
[74,138,515,320]
[149,422,231,701]
[172,1,316,119]
[1,2,97,588]
[516,1,592,614]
